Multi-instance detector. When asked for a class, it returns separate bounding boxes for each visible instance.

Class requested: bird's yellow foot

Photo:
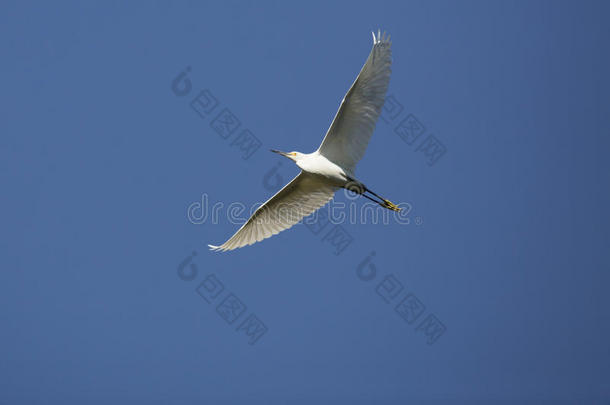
[383,199,401,211]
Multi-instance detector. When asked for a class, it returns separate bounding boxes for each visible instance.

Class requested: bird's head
[270,149,303,162]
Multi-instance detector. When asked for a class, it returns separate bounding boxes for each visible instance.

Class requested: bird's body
[209,31,399,252]
[294,152,350,187]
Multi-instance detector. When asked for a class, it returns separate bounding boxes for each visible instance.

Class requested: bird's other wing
[208,172,336,252]
[317,30,392,173]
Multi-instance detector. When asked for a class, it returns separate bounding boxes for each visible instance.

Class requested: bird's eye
[292,153,297,156]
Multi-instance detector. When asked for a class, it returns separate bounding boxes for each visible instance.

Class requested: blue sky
[1,1,609,403]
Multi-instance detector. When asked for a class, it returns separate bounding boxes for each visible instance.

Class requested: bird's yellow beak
[270,149,291,158]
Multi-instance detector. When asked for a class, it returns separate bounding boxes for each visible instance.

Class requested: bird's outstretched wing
[317,30,392,173]
[208,172,336,252]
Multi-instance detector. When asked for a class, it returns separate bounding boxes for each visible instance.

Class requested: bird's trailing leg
[364,186,401,211]
[362,186,401,211]
[345,177,401,212]
[359,192,398,211]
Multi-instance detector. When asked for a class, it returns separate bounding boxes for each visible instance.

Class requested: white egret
[209,30,399,252]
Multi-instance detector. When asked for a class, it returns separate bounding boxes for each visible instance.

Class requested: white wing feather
[317,30,392,173]
[208,172,336,252]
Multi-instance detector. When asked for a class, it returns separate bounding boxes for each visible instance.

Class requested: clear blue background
[1,1,609,403]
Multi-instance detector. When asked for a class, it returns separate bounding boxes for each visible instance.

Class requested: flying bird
[209,30,399,252]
